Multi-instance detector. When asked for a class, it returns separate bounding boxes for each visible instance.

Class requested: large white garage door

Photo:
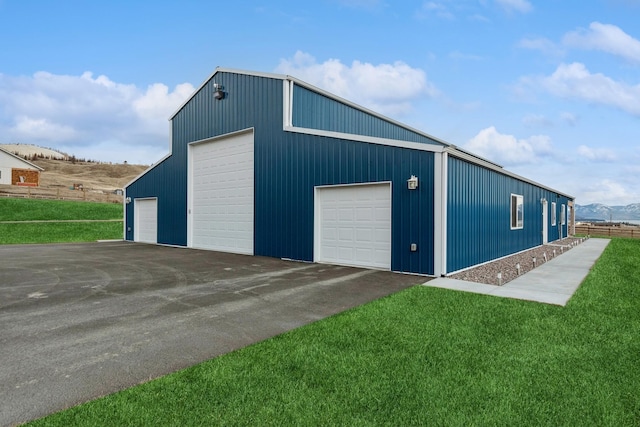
[134,198,157,244]
[189,130,254,255]
[315,183,392,270]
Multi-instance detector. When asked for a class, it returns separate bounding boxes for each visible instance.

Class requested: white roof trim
[284,126,445,153]
[446,148,574,199]
[123,153,171,189]
[284,75,450,148]
[0,146,44,171]
[163,67,573,200]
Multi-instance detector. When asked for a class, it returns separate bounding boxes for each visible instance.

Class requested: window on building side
[551,202,557,226]
[561,204,566,225]
[511,194,524,229]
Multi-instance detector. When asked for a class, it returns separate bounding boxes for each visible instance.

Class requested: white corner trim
[284,125,445,153]
[283,80,293,127]
[434,151,448,277]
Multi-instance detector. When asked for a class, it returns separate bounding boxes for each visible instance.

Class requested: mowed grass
[0,198,122,244]
[0,197,121,221]
[29,238,640,426]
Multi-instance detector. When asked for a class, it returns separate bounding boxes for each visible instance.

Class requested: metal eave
[445,147,574,200]
[284,125,445,153]
[284,75,451,148]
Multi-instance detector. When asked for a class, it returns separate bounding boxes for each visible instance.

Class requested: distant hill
[0,143,68,160]
[575,203,640,221]
[31,158,148,192]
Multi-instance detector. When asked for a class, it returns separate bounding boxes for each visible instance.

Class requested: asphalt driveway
[0,241,422,426]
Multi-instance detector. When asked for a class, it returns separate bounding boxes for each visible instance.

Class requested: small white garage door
[189,130,254,255]
[134,198,157,244]
[315,183,392,270]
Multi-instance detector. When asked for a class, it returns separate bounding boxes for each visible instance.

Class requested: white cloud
[580,179,636,206]
[464,126,553,166]
[11,116,78,141]
[577,145,617,161]
[275,51,438,116]
[563,22,640,64]
[495,0,532,13]
[517,37,564,57]
[0,71,194,163]
[539,62,640,116]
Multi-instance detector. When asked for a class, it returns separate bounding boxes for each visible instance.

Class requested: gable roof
[0,146,45,171]
[165,67,572,200]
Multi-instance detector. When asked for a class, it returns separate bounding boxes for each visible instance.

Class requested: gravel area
[449,237,585,286]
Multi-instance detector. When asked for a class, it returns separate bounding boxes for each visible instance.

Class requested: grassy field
[0,198,122,243]
[28,238,640,426]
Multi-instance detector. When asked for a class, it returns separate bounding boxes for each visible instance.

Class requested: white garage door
[315,183,392,270]
[134,198,157,243]
[189,130,254,255]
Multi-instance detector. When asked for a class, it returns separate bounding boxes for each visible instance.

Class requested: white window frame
[510,194,524,230]
[551,202,557,226]
[561,204,566,225]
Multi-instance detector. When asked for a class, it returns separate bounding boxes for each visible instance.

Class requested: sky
[1,0,639,206]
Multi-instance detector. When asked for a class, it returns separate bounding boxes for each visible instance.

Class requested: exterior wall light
[407,175,418,190]
[125,197,132,204]
[213,83,225,100]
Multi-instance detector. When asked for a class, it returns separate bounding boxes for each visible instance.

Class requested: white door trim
[542,199,548,244]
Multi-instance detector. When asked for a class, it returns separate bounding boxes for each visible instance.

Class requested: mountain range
[575,203,640,221]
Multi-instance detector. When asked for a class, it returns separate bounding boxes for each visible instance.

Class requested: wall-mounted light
[213,83,225,100]
[125,197,132,204]
[407,175,418,190]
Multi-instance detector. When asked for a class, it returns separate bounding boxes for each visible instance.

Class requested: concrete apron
[424,238,611,306]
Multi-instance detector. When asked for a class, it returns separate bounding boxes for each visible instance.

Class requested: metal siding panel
[126,72,283,247]
[447,156,551,273]
[127,71,436,274]
[254,130,435,275]
[292,85,443,146]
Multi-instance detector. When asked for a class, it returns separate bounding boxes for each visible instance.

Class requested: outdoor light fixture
[213,83,225,100]
[407,175,418,190]
[125,197,132,204]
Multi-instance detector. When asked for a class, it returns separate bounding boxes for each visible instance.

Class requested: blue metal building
[124,68,573,276]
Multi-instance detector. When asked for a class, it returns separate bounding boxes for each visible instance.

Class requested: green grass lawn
[0,197,121,221]
[0,198,122,243]
[28,238,640,426]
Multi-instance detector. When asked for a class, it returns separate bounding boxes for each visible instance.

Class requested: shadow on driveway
[0,241,423,426]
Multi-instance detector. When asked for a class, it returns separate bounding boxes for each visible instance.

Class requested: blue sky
[1,0,639,205]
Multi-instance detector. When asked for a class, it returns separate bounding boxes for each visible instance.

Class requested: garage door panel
[190,131,254,255]
[134,198,157,244]
[316,183,391,270]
